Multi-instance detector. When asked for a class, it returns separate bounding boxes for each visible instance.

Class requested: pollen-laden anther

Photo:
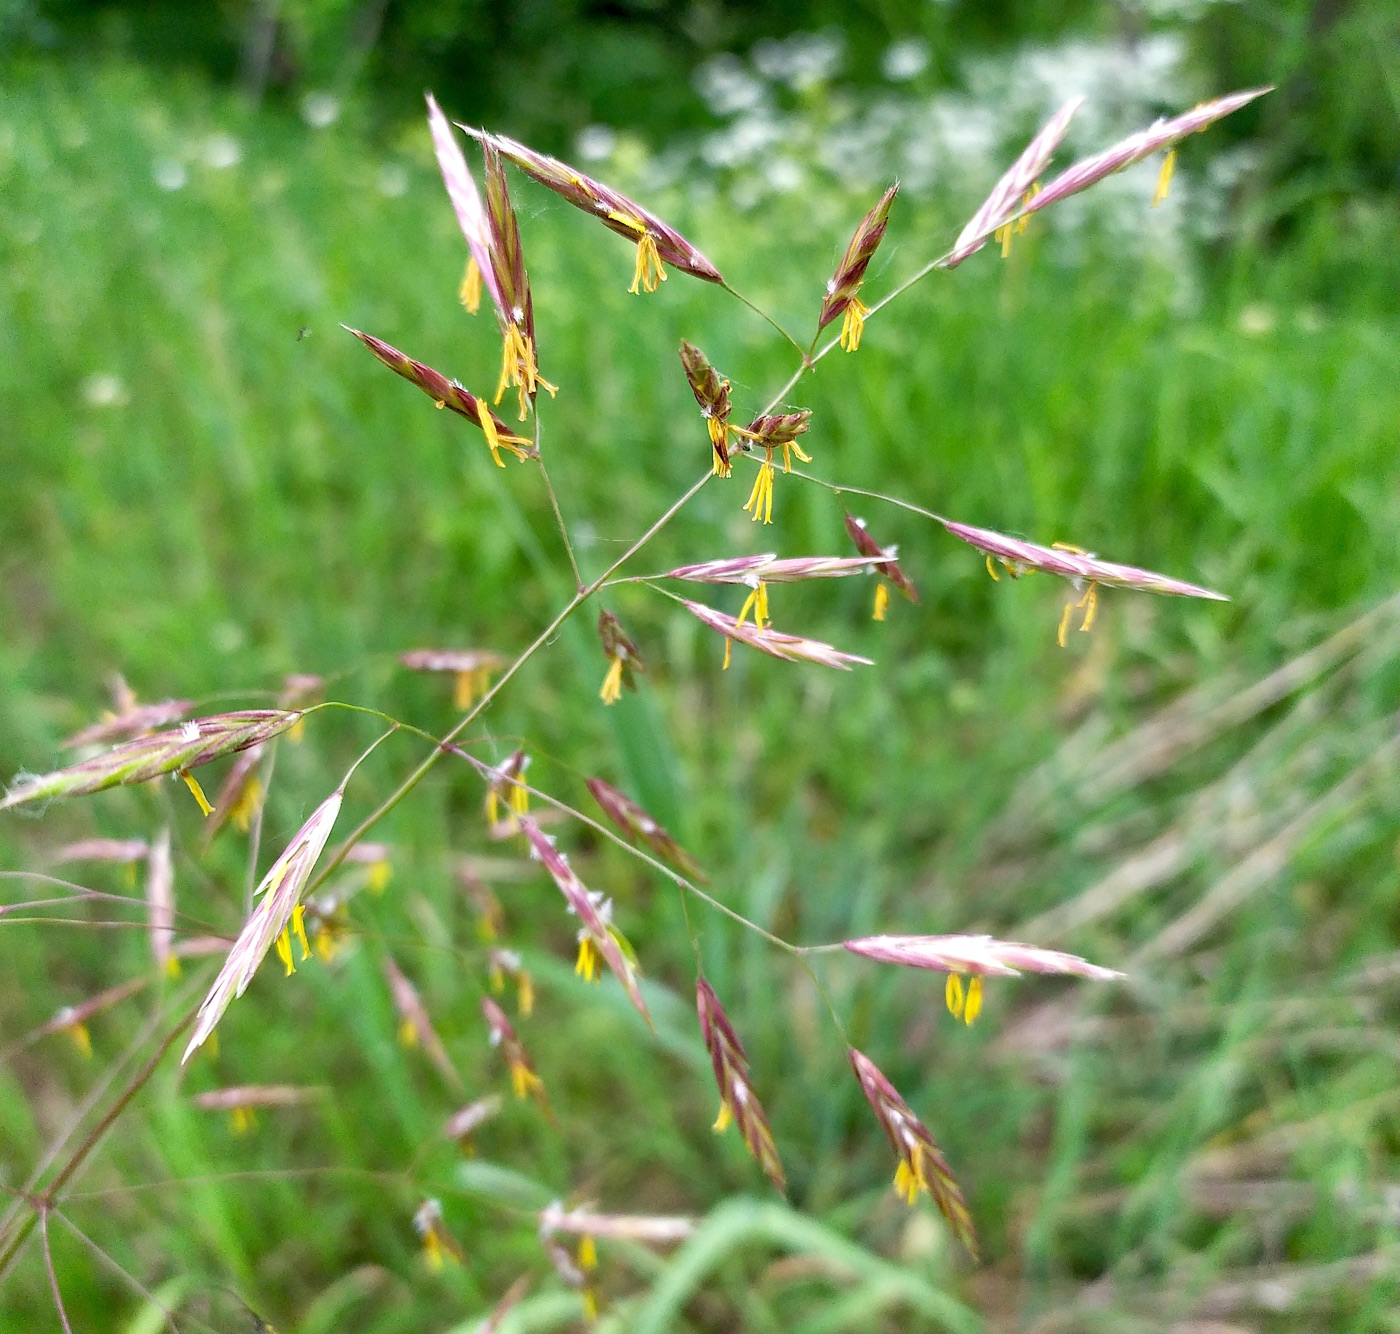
[494,321,557,423]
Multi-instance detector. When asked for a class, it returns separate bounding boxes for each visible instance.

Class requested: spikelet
[585,777,701,880]
[465,128,723,289]
[817,184,898,350]
[4,711,301,812]
[696,978,786,1193]
[679,340,734,476]
[681,599,874,672]
[849,1048,978,1257]
[519,817,651,1028]
[383,955,464,1091]
[343,327,535,465]
[182,786,343,1062]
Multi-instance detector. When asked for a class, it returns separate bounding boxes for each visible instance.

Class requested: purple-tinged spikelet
[665,554,882,586]
[146,828,175,977]
[520,817,652,1028]
[818,183,898,351]
[200,743,265,847]
[64,698,192,750]
[1020,88,1270,225]
[426,92,503,319]
[681,598,874,671]
[414,1198,466,1269]
[445,1094,504,1151]
[3,710,300,812]
[465,127,724,291]
[679,340,734,476]
[946,97,1082,267]
[344,327,535,466]
[192,1084,323,1133]
[844,933,1124,980]
[482,995,548,1105]
[400,647,506,711]
[50,838,149,865]
[849,1048,978,1257]
[696,978,786,1193]
[585,777,702,880]
[182,785,343,1062]
[944,517,1227,646]
[384,955,464,1091]
[844,514,919,620]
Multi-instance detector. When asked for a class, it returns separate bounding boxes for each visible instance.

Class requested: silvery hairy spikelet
[182,787,343,1062]
[3,710,300,811]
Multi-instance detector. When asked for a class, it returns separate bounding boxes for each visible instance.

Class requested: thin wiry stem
[532,404,584,589]
[40,1209,75,1334]
[454,756,800,957]
[313,468,714,890]
[0,1000,198,1280]
[52,1207,196,1334]
[722,281,811,362]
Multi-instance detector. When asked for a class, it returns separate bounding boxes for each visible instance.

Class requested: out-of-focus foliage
[3,0,1397,230]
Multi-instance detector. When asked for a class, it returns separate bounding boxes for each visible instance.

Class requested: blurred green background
[2,1,1399,1330]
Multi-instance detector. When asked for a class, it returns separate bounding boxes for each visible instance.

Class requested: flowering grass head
[400,647,506,710]
[520,817,651,1027]
[844,513,919,619]
[445,1094,504,1153]
[596,610,643,705]
[849,1048,978,1257]
[182,783,344,1062]
[482,995,547,1104]
[345,327,535,466]
[384,955,463,1090]
[845,933,1123,1025]
[468,128,723,293]
[696,978,785,1193]
[735,411,812,525]
[818,183,898,352]
[943,517,1228,646]
[64,696,191,750]
[585,776,701,880]
[3,709,300,812]
[679,339,733,476]
[681,598,874,672]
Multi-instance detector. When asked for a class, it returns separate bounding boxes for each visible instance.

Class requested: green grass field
[2,58,1400,1332]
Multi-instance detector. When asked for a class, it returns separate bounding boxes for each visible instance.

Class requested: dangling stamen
[180,769,213,817]
[873,581,890,621]
[840,297,869,352]
[460,257,482,314]
[945,973,965,1019]
[599,656,626,705]
[1152,148,1177,208]
[743,459,775,525]
[629,232,667,294]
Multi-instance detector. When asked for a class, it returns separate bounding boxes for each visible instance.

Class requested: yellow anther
[460,256,482,313]
[180,769,213,817]
[599,655,626,705]
[873,581,890,621]
[1152,148,1177,208]
[945,972,965,1019]
[712,1100,733,1133]
[629,232,667,294]
[839,297,869,352]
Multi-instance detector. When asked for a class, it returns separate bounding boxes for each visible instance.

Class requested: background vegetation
[2,1,1399,1329]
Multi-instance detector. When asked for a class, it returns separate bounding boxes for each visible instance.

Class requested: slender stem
[40,1210,75,1334]
[53,1209,195,1334]
[722,282,810,362]
[0,1005,196,1279]
[314,469,714,889]
[532,408,583,590]
[451,757,801,957]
